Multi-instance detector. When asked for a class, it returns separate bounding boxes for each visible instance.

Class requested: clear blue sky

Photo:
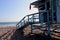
[0,0,38,22]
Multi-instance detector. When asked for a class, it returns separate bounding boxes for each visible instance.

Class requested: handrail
[16,13,39,28]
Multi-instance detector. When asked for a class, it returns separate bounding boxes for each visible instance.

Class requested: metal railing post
[32,14,34,23]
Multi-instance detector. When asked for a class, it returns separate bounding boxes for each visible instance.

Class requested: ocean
[0,22,18,27]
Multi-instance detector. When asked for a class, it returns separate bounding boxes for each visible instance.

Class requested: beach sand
[0,26,16,40]
[0,25,60,40]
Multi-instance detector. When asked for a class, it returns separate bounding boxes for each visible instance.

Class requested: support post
[31,24,33,34]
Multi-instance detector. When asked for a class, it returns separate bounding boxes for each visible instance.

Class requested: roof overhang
[30,1,45,8]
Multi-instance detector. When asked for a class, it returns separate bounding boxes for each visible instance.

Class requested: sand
[0,25,60,40]
[0,26,16,40]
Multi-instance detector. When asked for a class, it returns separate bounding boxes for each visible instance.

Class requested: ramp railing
[16,13,40,28]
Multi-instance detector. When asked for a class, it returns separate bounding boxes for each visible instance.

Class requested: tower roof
[30,1,45,8]
[30,0,49,8]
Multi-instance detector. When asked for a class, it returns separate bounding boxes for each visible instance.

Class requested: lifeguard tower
[16,0,60,39]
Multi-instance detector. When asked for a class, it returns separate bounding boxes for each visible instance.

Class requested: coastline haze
[0,22,17,27]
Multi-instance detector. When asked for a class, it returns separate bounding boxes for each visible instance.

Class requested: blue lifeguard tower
[16,0,60,37]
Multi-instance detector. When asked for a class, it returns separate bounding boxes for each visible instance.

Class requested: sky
[0,0,38,22]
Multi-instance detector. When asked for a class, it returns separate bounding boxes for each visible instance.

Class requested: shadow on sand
[11,29,60,40]
[11,29,25,40]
